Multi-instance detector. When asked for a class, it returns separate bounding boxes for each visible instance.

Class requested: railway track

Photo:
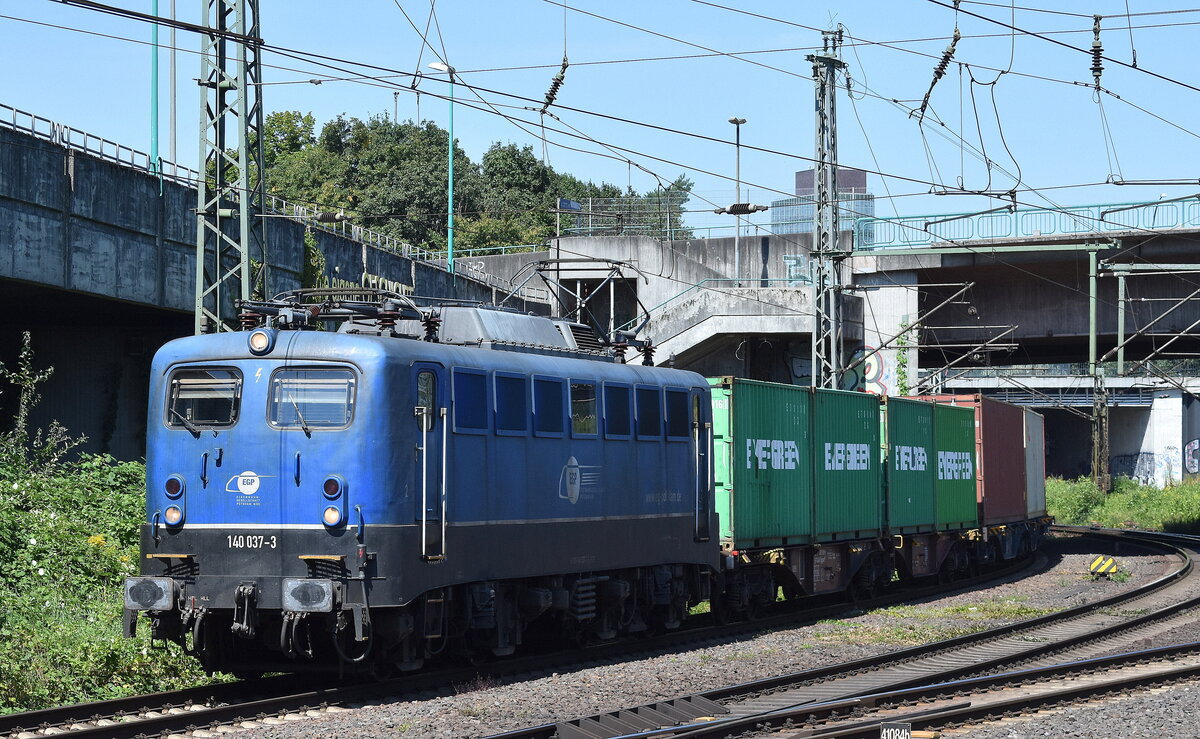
[492,527,1200,739]
[0,528,1174,739]
[0,547,1045,739]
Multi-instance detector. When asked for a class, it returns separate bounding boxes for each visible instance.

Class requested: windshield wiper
[287,394,312,438]
[168,408,202,438]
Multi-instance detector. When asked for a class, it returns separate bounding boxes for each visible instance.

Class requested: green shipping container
[933,403,979,530]
[812,388,884,540]
[709,378,885,549]
[709,377,813,548]
[885,397,936,533]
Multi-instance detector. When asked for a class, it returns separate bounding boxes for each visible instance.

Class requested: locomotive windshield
[166,368,242,429]
[269,368,357,430]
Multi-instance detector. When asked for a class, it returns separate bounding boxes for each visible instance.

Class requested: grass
[807,596,1060,647]
[1047,476,1200,533]
[811,620,977,646]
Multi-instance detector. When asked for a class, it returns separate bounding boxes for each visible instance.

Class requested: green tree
[261,110,316,169]
[261,111,637,252]
[637,174,694,239]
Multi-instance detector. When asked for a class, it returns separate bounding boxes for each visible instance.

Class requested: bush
[1045,477,1105,524]
[1047,475,1200,533]
[0,335,220,713]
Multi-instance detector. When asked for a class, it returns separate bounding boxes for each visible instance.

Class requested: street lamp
[729,117,746,285]
[429,62,456,275]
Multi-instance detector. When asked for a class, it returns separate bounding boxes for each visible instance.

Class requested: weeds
[1047,476,1200,533]
[0,335,217,713]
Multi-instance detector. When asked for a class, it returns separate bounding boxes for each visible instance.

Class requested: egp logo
[226,471,272,495]
[560,457,581,504]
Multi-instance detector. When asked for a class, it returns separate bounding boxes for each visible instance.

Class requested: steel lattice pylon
[195,0,266,334]
[807,30,848,388]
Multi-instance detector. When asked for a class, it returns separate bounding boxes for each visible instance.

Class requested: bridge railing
[855,197,1200,249]
[1,102,200,184]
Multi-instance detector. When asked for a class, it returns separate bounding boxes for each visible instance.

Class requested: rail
[856,196,1200,249]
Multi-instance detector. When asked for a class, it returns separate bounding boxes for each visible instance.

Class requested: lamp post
[429,62,456,275]
[729,117,746,285]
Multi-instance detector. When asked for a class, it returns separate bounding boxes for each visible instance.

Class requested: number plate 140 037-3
[227,534,278,549]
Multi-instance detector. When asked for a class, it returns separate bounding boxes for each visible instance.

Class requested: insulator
[239,311,262,330]
[1092,16,1104,88]
[539,55,570,114]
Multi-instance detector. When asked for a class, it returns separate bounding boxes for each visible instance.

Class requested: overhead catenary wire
[28,3,1200,385]
[12,4,1200,271]
[927,0,1200,96]
[16,22,1200,364]
[7,7,1189,243]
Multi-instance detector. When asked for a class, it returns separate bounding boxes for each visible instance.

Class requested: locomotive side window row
[449,367,692,441]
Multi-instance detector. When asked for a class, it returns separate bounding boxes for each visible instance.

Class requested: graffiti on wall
[1186,439,1200,475]
[1110,453,1156,485]
[1111,446,1183,486]
[841,345,894,395]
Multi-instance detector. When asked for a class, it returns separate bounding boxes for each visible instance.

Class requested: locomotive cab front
[124,329,387,674]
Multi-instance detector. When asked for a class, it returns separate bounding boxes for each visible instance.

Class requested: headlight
[282,578,333,612]
[248,329,275,355]
[163,505,184,526]
[124,576,176,611]
[164,475,184,499]
[322,505,343,527]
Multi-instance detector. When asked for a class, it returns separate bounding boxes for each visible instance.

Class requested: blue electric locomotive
[123,291,718,674]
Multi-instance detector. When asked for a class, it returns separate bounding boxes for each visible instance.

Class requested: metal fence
[855,198,1200,249]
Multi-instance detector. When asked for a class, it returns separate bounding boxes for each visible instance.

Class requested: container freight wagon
[709,378,891,603]
[912,394,1051,559]
[884,398,979,579]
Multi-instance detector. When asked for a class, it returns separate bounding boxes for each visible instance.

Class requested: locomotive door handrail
[414,364,447,561]
[414,406,448,561]
[692,390,713,542]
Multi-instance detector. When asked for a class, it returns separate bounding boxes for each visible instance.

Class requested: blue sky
[4,1,1199,235]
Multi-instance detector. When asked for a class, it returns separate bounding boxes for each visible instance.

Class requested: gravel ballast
[244,534,1177,739]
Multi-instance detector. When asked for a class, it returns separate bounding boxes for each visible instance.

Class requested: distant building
[771,167,875,240]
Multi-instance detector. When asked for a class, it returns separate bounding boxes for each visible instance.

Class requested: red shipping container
[908,394,1029,526]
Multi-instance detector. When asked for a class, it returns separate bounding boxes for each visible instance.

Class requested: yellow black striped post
[1090,555,1119,578]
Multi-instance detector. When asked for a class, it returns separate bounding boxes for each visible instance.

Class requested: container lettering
[745,438,800,470]
[824,442,870,471]
[893,445,928,471]
[937,450,974,480]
